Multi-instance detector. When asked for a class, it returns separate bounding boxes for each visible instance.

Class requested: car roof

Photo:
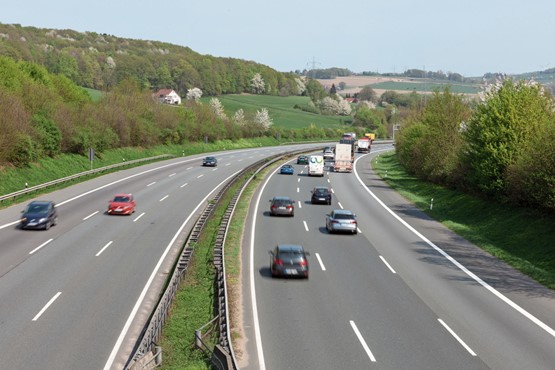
[276,244,304,252]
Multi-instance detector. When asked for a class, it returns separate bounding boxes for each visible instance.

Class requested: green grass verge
[157,161,271,369]
[372,152,555,290]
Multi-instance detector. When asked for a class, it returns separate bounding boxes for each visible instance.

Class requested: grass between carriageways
[157,161,274,369]
[372,151,555,290]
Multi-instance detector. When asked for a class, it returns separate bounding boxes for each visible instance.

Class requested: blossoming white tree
[251,73,265,94]
[186,87,203,101]
[233,109,246,126]
[209,98,226,119]
[254,108,273,129]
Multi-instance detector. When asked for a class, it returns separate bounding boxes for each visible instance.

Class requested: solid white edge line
[250,164,288,370]
[29,238,53,255]
[354,151,555,338]
[379,255,396,274]
[316,253,326,271]
[303,220,309,232]
[96,241,113,257]
[438,319,477,356]
[350,320,376,362]
[133,212,145,222]
[103,171,240,370]
[83,211,99,220]
[32,292,62,321]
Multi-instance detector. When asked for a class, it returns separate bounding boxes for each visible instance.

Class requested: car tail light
[274,259,283,265]
[350,220,357,223]
[332,220,339,224]
[299,259,308,267]
[286,206,293,210]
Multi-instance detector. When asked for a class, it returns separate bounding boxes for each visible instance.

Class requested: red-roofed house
[154,89,181,105]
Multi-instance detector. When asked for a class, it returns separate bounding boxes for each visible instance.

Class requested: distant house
[154,89,181,105]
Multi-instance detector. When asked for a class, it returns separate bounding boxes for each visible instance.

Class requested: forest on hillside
[0,23,299,96]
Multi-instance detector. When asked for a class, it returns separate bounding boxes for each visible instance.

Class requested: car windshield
[26,204,48,213]
[315,189,328,195]
[113,196,130,202]
[277,251,304,259]
[206,157,215,160]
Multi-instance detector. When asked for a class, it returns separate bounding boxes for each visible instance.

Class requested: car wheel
[52,217,58,226]
[291,212,294,217]
[353,230,358,235]
[44,220,51,230]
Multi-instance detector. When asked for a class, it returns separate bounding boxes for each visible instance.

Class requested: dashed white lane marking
[32,292,62,321]
[303,220,309,232]
[133,212,145,222]
[159,195,169,202]
[29,239,53,255]
[350,321,376,362]
[316,253,326,271]
[147,182,156,187]
[83,211,99,220]
[96,241,113,257]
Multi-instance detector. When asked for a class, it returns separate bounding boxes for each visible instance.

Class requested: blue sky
[2,0,554,77]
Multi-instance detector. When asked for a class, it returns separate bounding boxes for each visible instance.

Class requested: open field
[317,75,483,96]
[201,94,351,129]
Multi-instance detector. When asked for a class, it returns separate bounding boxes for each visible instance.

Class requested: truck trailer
[334,143,353,172]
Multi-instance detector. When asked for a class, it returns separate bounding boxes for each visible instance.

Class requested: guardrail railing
[0,154,173,204]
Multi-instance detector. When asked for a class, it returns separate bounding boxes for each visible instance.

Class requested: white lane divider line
[338,202,344,209]
[303,220,309,232]
[357,227,362,234]
[298,178,301,182]
[297,187,300,193]
[96,241,113,257]
[327,178,330,183]
[316,253,326,271]
[226,163,231,166]
[133,212,145,222]
[159,195,169,202]
[32,292,62,321]
[298,201,302,209]
[186,167,193,170]
[147,182,156,187]
[197,174,204,179]
[29,239,53,255]
[212,168,218,171]
[438,319,477,356]
[169,173,176,177]
[331,188,335,194]
[83,211,99,221]
[350,320,376,362]
[180,182,188,188]
[379,256,396,273]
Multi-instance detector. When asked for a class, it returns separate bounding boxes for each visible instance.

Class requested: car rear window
[334,213,354,220]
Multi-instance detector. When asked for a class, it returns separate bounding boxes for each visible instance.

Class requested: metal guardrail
[0,154,173,203]
[125,148,308,370]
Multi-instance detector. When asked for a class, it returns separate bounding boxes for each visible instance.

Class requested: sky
[2,0,554,77]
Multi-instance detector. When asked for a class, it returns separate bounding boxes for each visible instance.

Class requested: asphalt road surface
[0,144,320,370]
[241,146,555,370]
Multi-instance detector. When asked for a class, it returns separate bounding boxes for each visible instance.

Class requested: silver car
[326,209,358,234]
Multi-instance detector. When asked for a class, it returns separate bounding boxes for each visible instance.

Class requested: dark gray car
[20,200,58,230]
[269,244,309,278]
[269,196,295,217]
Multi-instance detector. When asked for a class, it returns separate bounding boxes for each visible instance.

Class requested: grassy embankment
[371,81,481,94]
[0,137,285,207]
[372,151,555,290]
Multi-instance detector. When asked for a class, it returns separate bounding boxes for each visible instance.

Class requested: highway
[242,147,555,370]
[0,144,320,370]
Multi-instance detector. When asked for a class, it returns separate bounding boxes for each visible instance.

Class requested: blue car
[280,164,294,175]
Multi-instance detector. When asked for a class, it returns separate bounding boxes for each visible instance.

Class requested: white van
[308,155,324,176]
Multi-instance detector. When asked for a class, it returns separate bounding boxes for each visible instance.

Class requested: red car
[107,193,136,215]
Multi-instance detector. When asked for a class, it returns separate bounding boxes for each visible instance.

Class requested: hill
[0,23,299,97]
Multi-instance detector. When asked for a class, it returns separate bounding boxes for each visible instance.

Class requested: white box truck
[308,155,325,176]
[334,143,353,172]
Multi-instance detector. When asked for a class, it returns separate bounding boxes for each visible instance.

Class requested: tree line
[0,56,345,168]
[0,23,299,97]
[395,79,555,211]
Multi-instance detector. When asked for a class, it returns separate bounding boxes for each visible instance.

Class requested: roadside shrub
[8,133,38,167]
